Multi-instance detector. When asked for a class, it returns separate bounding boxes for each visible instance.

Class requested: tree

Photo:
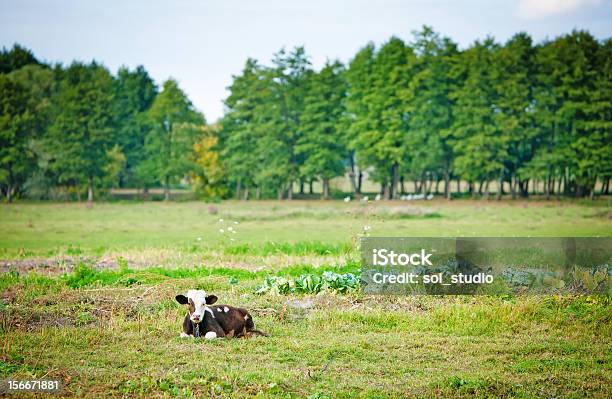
[220,58,267,199]
[296,60,347,199]
[532,31,609,198]
[353,37,415,199]
[404,26,458,198]
[345,43,376,196]
[450,38,507,199]
[0,44,40,74]
[139,79,205,201]
[492,32,537,199]
[113,66,157,188]
[591,38,612,196]
[191,124,225,199]
[266,47,312,199]
[0,75,31,202]
[44,62,117,205]
[4,65,55,201]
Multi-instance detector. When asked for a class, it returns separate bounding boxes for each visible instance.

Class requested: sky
[1,0,611,122]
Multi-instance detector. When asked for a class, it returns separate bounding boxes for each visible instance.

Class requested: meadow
[0,199,611,398]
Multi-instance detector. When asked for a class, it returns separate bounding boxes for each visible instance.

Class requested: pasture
[1,199,611,398]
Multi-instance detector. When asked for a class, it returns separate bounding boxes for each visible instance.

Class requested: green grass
[1,199,610,260]
[1,268,610,398]
[1,200,611,397]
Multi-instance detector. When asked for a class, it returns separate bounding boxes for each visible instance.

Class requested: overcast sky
[1,0,611,122]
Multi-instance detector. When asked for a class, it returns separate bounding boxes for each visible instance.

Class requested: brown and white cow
[175,290,266,339]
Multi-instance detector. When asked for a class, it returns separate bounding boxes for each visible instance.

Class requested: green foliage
[1,30,610,202]
[113,66,158,188]
[43,62,117,201]
[449,38,505,188]
[296,61,347,198]
[138,79,205,198]
[404,27,457,197]
[190,124,226,199]
[254,271,360,295]
[0,44,40,73]
[220,48,313,199]
[351,37,416,198]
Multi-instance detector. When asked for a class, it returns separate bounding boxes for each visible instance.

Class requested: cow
[175,290,266,339]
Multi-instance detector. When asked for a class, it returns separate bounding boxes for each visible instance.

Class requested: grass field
[1,199,611,398]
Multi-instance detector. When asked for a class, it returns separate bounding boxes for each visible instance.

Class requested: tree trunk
[420,172,427,194]
[143,186,149,201]
[426,177,433,195]
[256,185,261,200]
[309,180,314,194]
[299,180,304,195]
[590,177,597,200]
[235,178,241,200]
[496,169,503,201]
[287,182,293,200]
[576,184,584,198]
[322,178,330,200]
[244,186,249,201]
[603,177,609,195]
[357,171,363,194]
[348,171,357,196]
[444,167,451,200]
[550,178,555,195]
[164,176,170,201]
[457,178,461,195]
[510,172,517,200]
[544,173,551,200]
[400,176,405,195]
[390,163,399,199]
[413,180,419,194]
[382,180,390,199]
[87,176,94,207]
[6,184,13,203]
[277,186,283,200]
[348,153,359,197]
[484,180,490,201]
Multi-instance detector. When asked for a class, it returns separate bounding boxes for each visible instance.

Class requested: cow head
[175,290,218,323]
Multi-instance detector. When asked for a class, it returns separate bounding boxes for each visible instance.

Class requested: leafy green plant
[255,271,360,295]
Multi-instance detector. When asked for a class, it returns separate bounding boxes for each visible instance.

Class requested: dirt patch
[0,308,91,331]
[0,257,143,276]
[1,284,22,304]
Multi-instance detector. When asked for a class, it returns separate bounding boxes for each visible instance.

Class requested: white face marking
[217,308,222,312]
[224,306,229,313]
[244,315,249,320]
[204,331,217,340]
[186,290,209,323]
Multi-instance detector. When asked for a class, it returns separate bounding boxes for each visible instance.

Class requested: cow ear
[175,295,189,304]
[205,295,218,305]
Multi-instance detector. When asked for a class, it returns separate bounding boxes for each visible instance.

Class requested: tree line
[1,45,208,203]
[221,27,611,200]
[1,27,610,203]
